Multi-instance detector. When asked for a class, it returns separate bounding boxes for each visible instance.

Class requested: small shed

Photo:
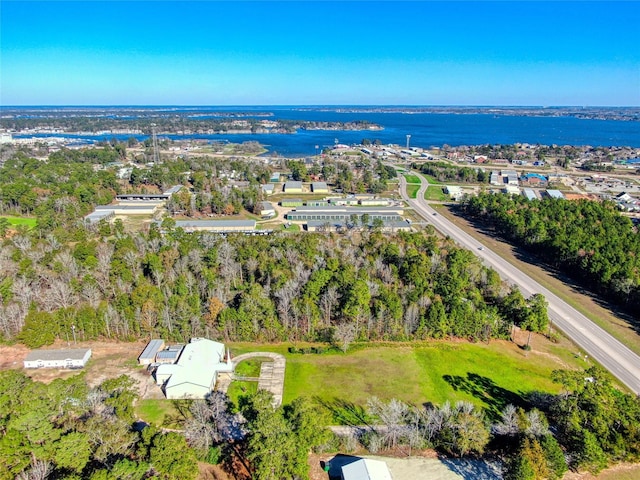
[258,201,276,217]
[261,184,275,195]
[24,349,92,369]
[139,339,165,365]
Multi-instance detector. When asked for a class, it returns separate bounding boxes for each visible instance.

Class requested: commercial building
[546,189,565,200]
[24,348,92,369]
[172,219,256,233]
[83,209,116,225]
[281,199,304,207]
[154,338,233,399]
[311,182,329,193]
[286,206,404,223]
[284,181,303,193]
[522,188,538,201]
[257,201,276,217]
[138,339,165,365]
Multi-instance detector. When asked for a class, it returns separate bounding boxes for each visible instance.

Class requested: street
[399,173,640,394]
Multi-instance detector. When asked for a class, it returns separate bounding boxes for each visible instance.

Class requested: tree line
[3,364,638,479]
[1,222,550,348]
[461,193,640,318]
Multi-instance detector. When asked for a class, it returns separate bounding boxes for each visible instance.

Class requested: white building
[155,338,233,399]
[24,348,92,369]
[341,458,393,480]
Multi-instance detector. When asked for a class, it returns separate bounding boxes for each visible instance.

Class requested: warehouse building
[172,219,256,233]
[261,183,275,195]
[283,181,303,193]
[138,339,165,365]
[24,348,92,369]
[154,338,233,399]
[311,181,329,193]
[286,206,404,223]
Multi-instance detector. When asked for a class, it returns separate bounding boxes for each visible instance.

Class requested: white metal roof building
[155,338,233,399]
[24,348,92,369]
[172,220,256,232]
[341,458,393,480]
[286,206,404,222]
[546,189,565,199]
[522,188,538,201]
[138,339,165,365]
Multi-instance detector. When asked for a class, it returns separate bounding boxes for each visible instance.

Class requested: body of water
[12,107,640,157]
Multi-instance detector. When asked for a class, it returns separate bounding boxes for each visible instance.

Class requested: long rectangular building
[24,348,92,369]
[172,219,256,232]
[286,206,404,222]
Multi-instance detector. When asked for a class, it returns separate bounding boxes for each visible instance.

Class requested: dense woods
[0,221,550,347]
[461,193,640,318]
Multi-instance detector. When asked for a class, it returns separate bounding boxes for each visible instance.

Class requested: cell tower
[406,134,411,149]
[151,124,160,164]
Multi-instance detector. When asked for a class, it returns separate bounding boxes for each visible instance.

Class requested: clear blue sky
[1,1,638,106]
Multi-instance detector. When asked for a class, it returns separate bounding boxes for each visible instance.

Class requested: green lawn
[227,380,258,409]
[403,174,421,184]
[229,340,582,421]
[0,216,37,227]
[424,186,449,202]
[406,184,420,199]
[234,358,264,377]
[135,399,183,427]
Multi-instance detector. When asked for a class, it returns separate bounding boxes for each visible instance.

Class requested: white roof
[164,338,227,393]
[342,458,393,480]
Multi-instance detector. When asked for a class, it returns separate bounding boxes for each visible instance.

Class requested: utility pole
[71,325,77,345]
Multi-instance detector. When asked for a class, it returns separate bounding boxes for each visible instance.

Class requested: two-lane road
[399,173,640,394]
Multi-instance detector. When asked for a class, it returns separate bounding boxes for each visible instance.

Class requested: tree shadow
[314,396,372,426]
[322,454,363,480]
[442,372,525,421]
[440,456,503,480]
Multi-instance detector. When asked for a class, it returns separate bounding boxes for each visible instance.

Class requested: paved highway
[399,173,640,394]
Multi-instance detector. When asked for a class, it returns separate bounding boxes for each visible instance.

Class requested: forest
[2,364,639,479]
[460,193,640,318]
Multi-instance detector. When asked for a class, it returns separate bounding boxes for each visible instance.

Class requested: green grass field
[403,174,421,184]
[0,216,37,227]
[424,186,449,202]
[406,184,420,199]
[229,340,583,421]
[135,399,183,427]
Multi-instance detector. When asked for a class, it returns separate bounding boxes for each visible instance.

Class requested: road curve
[399,173,640,394]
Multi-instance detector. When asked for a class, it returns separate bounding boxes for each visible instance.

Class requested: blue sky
[1,1,638,106]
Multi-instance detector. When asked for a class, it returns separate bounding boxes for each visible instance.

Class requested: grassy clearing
[135,399,182,427]
[437,206,640,357]
[234,358,263,377]
[406,184,420,199]
[227,380,258,409]
[1,216,37,227]
[403,174,421,184]
[229,339,583,421]
[424,186,449,202]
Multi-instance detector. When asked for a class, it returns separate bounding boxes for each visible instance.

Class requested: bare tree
[492,404,519,437]
[15,455,51,480]
[334,323,356,353]
[320,286,340,325]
